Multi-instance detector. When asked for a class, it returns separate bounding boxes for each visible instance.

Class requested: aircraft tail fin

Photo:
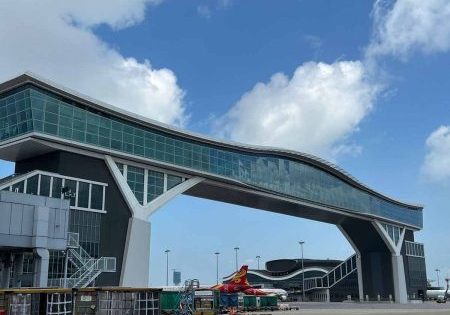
[231,265,249,286]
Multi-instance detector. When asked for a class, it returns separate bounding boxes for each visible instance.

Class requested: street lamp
[435,269,441,287]
[165,249,170,286]
[256,255,261,270]
[215,252,220,284]
[234,247,240,271]
[299,241,305,301]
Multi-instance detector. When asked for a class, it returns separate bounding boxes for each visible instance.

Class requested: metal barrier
[0,288,161,315]
[304,254,357,291]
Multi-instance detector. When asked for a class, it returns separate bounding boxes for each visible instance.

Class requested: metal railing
[66,232,79,248]
[303,254,357,291]
[49,233,116,288]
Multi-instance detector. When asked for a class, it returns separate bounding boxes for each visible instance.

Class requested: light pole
[165,249,170,286]
[234,247,239,271]
[215,252,220,285]
[435,269,441,287]
[299,241,305,301]
[256,255,261,270]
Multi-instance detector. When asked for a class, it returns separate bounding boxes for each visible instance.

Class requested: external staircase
[48,232,116,288]
[303,254,357,292]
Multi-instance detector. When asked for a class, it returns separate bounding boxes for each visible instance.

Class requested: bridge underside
[185,180,354,225]
[187,182,422,302]
[2,141,426,303]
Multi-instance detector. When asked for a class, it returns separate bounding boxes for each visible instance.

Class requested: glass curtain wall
[0,86,423,227]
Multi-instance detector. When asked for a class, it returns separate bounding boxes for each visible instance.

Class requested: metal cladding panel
[0,202,12,233]
[21,204,34,236]
[0,192,69,250]
[10,203,23,235]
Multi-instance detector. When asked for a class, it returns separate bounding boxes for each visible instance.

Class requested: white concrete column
[337,225,364,302]
[33,248,49,287]
[391,254,408,304]
[355,254,364,302]
[105,155,204,287]
[372,221,408,304]
[120,217,151,287]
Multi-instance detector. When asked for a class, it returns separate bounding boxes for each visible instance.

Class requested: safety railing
[304,254,357,291]
[66,232,79,249]
[49,233,116,288]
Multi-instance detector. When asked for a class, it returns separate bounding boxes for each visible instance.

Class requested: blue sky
[1,0,450,286]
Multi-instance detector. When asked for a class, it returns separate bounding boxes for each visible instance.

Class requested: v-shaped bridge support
[105,155,204,286]
[372,221,408,304]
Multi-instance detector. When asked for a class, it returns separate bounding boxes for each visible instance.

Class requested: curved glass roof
[0,74,423,228]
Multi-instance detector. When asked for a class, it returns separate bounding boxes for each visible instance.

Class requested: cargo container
[242,295,257,311]
[161,291,181,314]
[259,295,278,310]
[0,287,161,315]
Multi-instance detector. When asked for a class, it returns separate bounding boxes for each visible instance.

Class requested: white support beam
[372,221,405,256]
[142,176,204,218]
[104,155,204,287]
[337,224,364,302]
[105,155,142,217]
[372,221,408,304]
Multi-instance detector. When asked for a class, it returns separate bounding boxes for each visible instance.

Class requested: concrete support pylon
[337,225,364,302]
[121,217,152,287]
[372,221,407,304]
[105,155,204,287]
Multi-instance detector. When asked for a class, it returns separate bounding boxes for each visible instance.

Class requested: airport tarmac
[250,302,450,315]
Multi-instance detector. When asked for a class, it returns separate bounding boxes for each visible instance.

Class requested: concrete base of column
[120,217,151,287]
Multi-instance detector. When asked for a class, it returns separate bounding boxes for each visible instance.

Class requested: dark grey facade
[0,73,427,302]
[15,151,130,286]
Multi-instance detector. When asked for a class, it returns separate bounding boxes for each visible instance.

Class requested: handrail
[303,254,357,291]
[48,233,117,288]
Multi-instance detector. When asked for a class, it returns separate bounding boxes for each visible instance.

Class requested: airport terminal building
[0,74,426,303]
[223,258,360,302]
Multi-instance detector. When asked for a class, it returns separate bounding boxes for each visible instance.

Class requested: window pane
[64,179,77,206]
[127,166,144,204]
[77,182,89,208]
[40,175,51,197]
[167,175,182,190]
[147,170,164,202]
[26,175,39,195]
[91,184,103,210]
[52,177,63,199]
[12,180,24,193]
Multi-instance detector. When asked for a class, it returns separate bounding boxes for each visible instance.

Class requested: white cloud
[197,5,212,19]
[0,0,187,126]
[367,0,450,60]
[217,61,378,158]
[422,126,450,182]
